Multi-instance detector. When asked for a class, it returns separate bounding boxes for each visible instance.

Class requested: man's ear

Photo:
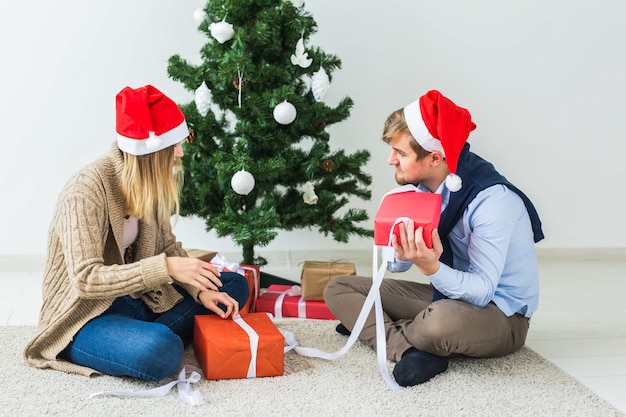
[430,151,445,166]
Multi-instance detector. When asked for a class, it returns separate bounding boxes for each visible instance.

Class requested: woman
[24,85,249,381]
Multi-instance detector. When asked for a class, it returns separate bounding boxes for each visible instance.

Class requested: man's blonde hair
[122,145,183,223]
[382,108,431,160]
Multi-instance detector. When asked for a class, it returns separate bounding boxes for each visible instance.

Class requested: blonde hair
[382,108,431,160]
[122,144,183,223]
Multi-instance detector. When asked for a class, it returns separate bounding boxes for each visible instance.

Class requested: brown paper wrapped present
[300,260,356,301]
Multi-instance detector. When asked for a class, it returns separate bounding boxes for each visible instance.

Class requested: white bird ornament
[290,38,312,68]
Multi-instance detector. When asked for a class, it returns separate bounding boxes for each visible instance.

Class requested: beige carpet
[2,320,623,417]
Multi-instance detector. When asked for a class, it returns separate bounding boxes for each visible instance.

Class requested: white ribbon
[89,365,204,406]
[237,69,244,108]
[282,329,336,358]
[381,183,420,198]
[211,253,260,311]
[232,314,259,378]
[282,215,407,390]
[211,253,240,272]
[298,298,307,317]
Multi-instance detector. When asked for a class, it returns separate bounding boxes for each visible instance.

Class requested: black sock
[402,347,419,358]
[335,323,351,336]
[393,348,449,387]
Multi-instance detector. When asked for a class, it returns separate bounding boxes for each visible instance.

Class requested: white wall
[1,0,625,258]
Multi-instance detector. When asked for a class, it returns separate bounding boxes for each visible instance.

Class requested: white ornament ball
[288,0,305,7]
[193,8,207,25]
[311,67,330,102]
[209,20,235,44]
[195,81,212,117]
[273,101,297,125]
[231,170,255,195]
[445,173,462,192]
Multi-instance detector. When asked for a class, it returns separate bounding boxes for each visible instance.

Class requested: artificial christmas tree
[167,0,372,281]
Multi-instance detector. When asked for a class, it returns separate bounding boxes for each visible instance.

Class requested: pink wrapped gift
[256,285,337,320]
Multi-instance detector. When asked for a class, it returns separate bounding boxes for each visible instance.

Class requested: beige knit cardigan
[23,142,200,376]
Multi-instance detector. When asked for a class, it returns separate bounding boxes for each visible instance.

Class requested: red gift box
[193,313,284,380]
[238,264,260,314]
[374,190,442,248]
[256,284,337,320]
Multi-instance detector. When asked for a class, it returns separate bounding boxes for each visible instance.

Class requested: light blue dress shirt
[386,182,539,318]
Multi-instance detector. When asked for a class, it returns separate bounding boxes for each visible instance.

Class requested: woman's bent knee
[134,324,184,381]
[220,271,251,307]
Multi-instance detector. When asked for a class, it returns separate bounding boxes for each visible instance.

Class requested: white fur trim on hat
[403,100,445,156]
[117,119,189,156]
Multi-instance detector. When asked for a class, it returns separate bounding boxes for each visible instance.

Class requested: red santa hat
[403,90,476,192]
[116,85,189,156]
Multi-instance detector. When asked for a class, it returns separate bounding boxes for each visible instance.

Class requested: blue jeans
[61,272,249,381]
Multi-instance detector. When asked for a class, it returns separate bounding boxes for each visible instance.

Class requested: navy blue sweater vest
[432,144,544,301]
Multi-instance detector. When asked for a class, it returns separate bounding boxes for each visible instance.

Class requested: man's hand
[198,290,239,319]
[391,220,443,276]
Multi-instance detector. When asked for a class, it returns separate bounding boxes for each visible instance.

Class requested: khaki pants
[324,275,530,362]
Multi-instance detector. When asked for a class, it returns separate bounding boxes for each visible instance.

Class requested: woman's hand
[198,290,239,319]
[391,220,443,276]
[165,256,223,292]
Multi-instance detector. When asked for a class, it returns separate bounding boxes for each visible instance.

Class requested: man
[324,90,543,387]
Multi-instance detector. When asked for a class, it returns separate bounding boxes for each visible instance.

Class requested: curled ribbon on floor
[89,365,204,406]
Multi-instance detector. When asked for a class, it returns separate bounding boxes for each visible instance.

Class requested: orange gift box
[374,191,442,248]
[193,313,284,380]
[255,284,337,320]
